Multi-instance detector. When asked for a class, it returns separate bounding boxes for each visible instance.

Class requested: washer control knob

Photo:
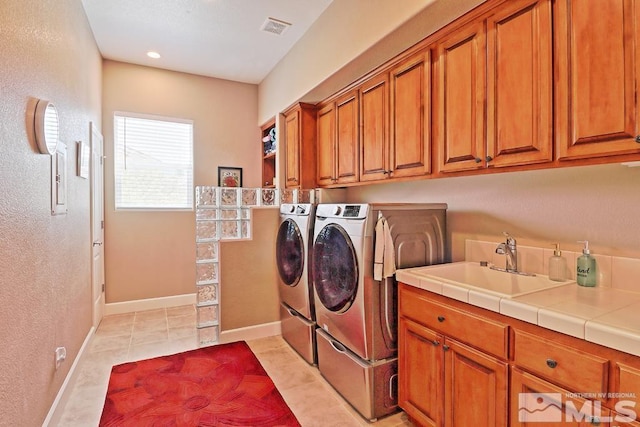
[288,205,296,213]
[333,205,342,216]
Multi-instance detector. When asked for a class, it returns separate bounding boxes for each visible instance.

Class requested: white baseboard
[104,293,196,315]
[42,326,96,427]
[219,320,282,343]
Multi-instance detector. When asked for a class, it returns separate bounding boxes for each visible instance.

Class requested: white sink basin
[406,261,574,298]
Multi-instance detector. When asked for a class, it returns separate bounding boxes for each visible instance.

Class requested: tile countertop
[396,262,640,358]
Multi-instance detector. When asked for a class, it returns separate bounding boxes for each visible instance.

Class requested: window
[114,113,194,210]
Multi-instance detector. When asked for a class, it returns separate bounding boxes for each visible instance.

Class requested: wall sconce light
[33,99,59,155]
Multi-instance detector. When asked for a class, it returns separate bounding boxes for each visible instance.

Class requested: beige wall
[102,61,262,304]
[0,1,102,425]
[220,208,280,330]
[347,164,640,262]
[258,0,483,122]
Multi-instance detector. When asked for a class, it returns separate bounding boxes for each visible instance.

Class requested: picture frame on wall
[218,166,243,187]
[76,140,89,179]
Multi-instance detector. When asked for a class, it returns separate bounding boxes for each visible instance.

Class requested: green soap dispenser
[576,240,596,287]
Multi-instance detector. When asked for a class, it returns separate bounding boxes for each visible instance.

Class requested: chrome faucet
[495,232,518,273]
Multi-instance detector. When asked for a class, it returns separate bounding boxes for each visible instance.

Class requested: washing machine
[312,203,447,420]
[276,203,316,365]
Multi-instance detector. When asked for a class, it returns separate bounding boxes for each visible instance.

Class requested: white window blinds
[114,113,194,210]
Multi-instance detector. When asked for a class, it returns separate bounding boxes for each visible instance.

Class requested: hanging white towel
[374,215,396,281]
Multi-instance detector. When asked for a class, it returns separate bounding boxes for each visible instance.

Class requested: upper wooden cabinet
[389,49,432,178]
[316,91,359,186]
[486,0,553,168]
[311,0,640,187]
[555,0,640,160]
[283,103,316,189]
[359,73,389,182]
[435,19,487,174]
[336,91,359,184]
[329,49,432,186]
[436,0,553,174]
[316,102,335,186]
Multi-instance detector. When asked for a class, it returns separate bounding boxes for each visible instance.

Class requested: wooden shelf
[261,118,276,188]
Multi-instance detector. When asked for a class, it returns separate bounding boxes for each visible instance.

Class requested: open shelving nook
[261,118,276,188]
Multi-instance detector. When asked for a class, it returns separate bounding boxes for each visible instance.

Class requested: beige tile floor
[55,305,414,427]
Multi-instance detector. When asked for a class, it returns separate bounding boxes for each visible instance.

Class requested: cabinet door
[511,367,609,426]
[316,102,336,186]
[435,20,487,173]
[284,103,316,189]
[614,362,640,425]
[399,317,443,427]
[555,0,640,160]
[360,73,390,182]
[284,109,300,188]
[390,49,432,178]
[444,338,508,427]
[486,0,553,168]
[335,91,359,184]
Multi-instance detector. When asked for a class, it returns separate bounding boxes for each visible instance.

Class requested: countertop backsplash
[465,239,640,293]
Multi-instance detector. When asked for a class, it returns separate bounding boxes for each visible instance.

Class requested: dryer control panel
[316,204,369,219]
[280,203,313,216]
[343,205,361,217]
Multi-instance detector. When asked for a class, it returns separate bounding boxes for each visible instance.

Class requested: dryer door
[312,223,358,313]
[276,218,304,287]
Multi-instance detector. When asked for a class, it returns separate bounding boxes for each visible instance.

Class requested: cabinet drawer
[399,286,508,359]
[513,329,609,394]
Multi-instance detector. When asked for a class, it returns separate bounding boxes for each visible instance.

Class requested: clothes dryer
[276,203,316,365]
[311,203,447,420]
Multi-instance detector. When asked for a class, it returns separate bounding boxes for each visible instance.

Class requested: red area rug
[99,341,300,426]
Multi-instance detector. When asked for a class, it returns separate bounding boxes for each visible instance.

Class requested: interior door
[90,122,105,328]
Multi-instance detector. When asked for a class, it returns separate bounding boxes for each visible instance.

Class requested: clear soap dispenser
[577,240,597,287]
[548,243,567,282]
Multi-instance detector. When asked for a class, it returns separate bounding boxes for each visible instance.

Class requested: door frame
[90,122,105,328]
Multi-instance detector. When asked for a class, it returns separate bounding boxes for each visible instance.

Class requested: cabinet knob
[635,135,640,143]
[485,155,493,162]
[546,358,558,369]
[443,345,450,351]
[432,340,440,346]
[437,315,445,322]
[474,157,482,163]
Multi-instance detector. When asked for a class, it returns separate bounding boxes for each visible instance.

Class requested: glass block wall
[194,186,311,346]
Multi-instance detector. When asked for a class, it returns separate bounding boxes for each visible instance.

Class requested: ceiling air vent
[260,17,291,36]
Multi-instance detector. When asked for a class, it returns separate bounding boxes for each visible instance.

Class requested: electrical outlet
[55,346,66,370]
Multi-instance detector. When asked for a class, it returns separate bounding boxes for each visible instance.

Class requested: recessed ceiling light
[147,51,161,59]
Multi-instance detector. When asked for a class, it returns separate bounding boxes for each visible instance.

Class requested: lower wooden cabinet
[399,317,443,427]
[398,283,640,427]
[511,367,606,426]
[398,287,508,427]
[398,317,508,427]
[444,337,508,427]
